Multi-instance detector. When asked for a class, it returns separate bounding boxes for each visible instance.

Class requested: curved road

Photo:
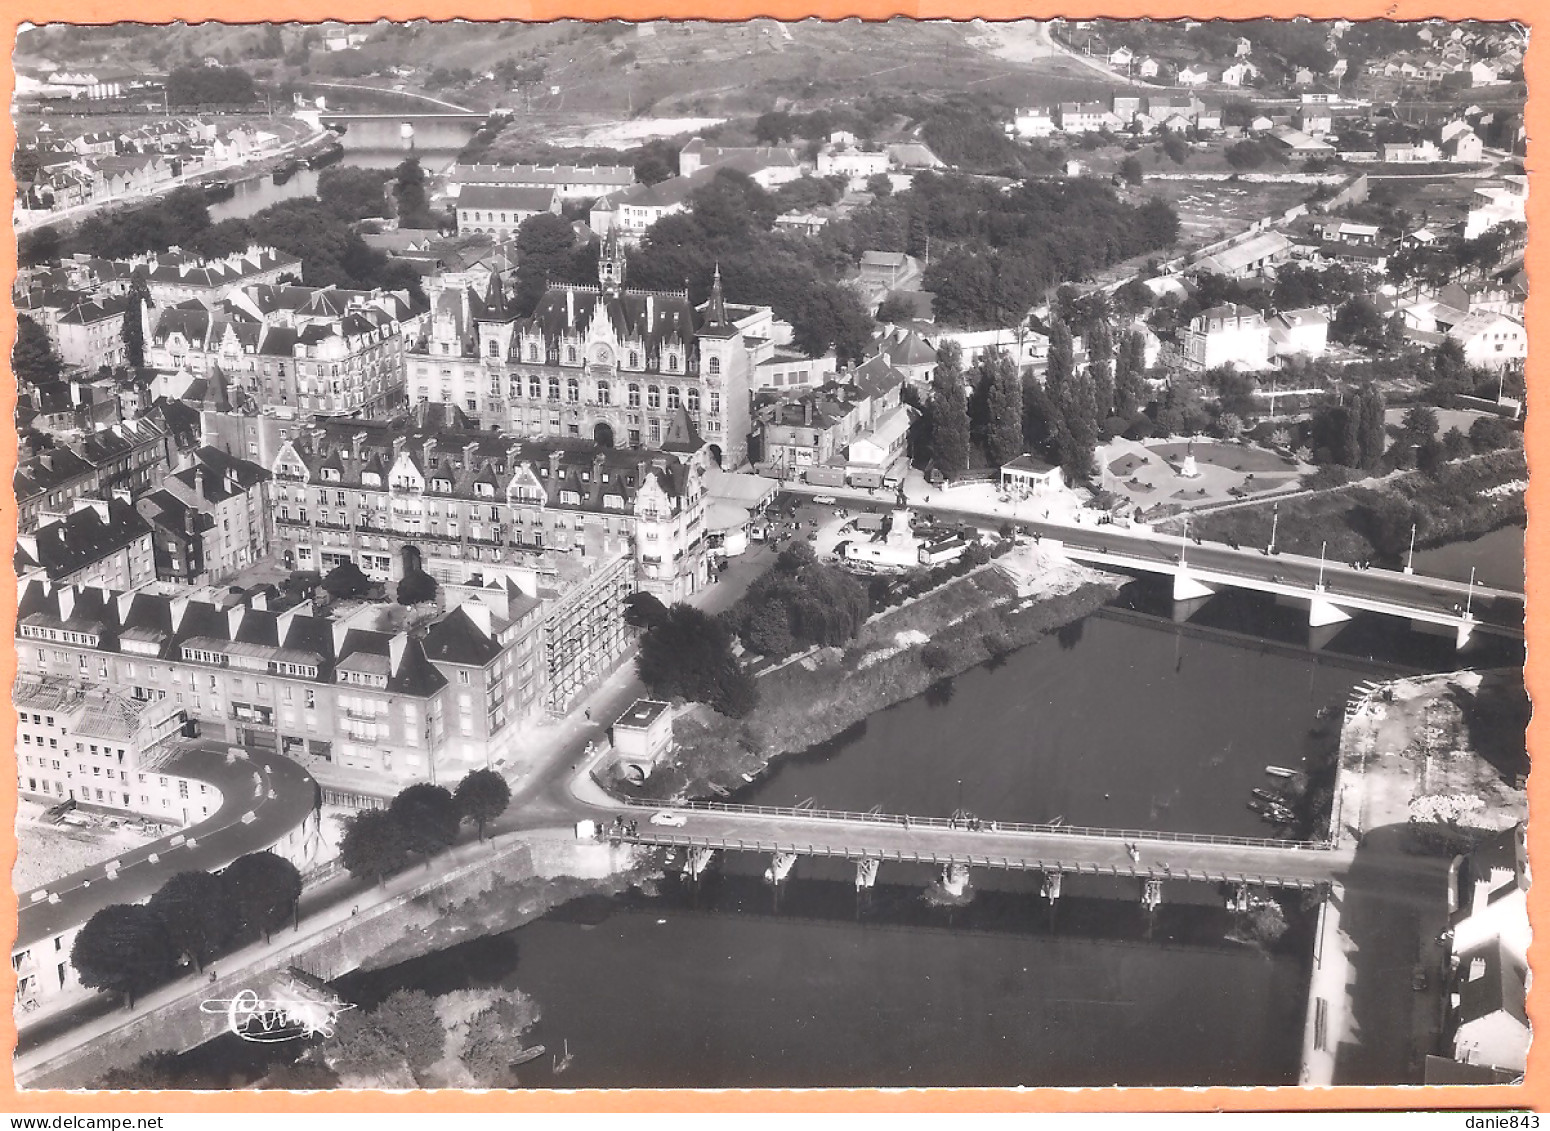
[17,739,320,955]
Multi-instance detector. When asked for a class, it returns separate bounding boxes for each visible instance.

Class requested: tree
[1087,319,1115,422]
[122,270,152,371]
[72,905,178,1007]
[457,990,541,1086]
[389,784,461,862]
[623,591,669,629]
[874,294,915,325]
[636,604,758,717]
[928,342,970,476]
[18,225,61,268]
[340,808,413,886]
[318,166,394,222]
[392,157,433,228]
[1442,426,1471,461]
[322,561,372,598]
[1469,415,1515,453]
[865,172,893,197]
[13,315,62,383]
[1428,337,1473,397]
[370,989,446,1074]
[1114,328,1148,419]
[1354,383,1387,471]
[1401,404,1439,441]
[148,870,237,973]
[741,599,795,657]
[397,566,438,605]
[453,769,511,842]
[223,851,303,942]
[980,348,1024,467]
[1119,155,1143,185]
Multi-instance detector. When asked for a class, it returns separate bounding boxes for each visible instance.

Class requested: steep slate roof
[16,500,150,579]
[455,184,560,212]
[16,577,448,698]
[421,605,506,667]
[1456,939,1528,1027]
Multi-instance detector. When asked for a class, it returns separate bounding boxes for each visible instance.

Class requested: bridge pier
[1307,621,1346,652]
[1227,882,1251,913]
[1172,569,1216,602]
[1457,617,1475,650]
[1308,596,1352,628]
[940,862,971,897]
[1141,879,1163,912]
[854,858,880,890]
[683,846,716,880]
[1041,871,1063,903]
[765,851,798,884]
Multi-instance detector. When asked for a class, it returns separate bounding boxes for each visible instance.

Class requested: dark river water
[173,576,1522,1090]
[207,116,479,223]
[1410,523,1525,593]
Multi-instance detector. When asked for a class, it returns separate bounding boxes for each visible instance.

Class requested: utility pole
[1317,540,1328,590]
[1405,523,1416,575]
[1269,502,1279,556]
[1465,565,1476,619]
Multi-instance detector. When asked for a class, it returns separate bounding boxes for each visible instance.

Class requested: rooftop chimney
[227,605,245,638]
[391,436,407,464]
[116,591,135,623]
[57,585,76,623]
[566,288,574,328]
[423,437,438,473]
[193,467,206,498]
[547,450,563,481]
[463,440,480,470]
[352,431,367,462]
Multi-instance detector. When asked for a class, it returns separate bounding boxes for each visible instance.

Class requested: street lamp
[1269,502,1279,556]
[1181,512,1189,567]
[1465,566,1477,619]
[1405,523,1417,575]
[1317,540,1328,590]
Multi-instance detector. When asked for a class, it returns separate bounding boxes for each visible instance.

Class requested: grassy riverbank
[1163,451,1526,566]
[631,555,1123,802]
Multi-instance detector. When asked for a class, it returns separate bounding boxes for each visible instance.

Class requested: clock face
[593,345,613,365]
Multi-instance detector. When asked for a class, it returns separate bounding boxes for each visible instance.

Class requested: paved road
[16,740,320,955]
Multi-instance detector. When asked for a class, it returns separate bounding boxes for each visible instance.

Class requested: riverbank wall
[17,831,650,1090]
[639,553,1122,801]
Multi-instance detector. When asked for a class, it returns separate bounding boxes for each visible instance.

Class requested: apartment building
[267,412,710,603]
[15,496,157,592]
[16,579,458,805]
[136,446,271,585]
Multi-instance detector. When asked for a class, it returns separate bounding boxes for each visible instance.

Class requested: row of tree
[71,851,302,1007]
[340,769,514,886]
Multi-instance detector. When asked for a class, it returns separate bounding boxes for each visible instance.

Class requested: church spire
[706,262,727,325]
[599,226,626,295]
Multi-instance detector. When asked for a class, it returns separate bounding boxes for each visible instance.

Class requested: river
[207,116,481,223]
[168,578,1522,1089]
[1410,523,1525,593]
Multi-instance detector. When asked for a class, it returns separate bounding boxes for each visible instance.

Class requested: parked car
[813,495,837,505]
[650,811,686,827]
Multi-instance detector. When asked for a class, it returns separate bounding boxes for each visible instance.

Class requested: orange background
[0,0,1541,1113]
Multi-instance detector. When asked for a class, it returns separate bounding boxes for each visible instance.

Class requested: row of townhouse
[266,411,711,604]
[752,354,913,490]
[15,288,130,374]
[406,235,760,469]
[1010,94,1220,139]
[15,416,182,533]
[64,245,303,310]
[14,446,270,592]
[15,538,635,804]
[147,282,418,418]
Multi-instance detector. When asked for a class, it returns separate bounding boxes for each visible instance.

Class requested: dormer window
[433,477,452,492]
[667,354,679,372]
[567,346,578,364]
[528,344,538,362]
[475,482,494,497]
[487,340,499,357]
[321,468,340,482]
[629,351,640,368]
[362,472,381,487]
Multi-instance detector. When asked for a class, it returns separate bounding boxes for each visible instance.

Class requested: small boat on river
[1265,765,1298,779]
[511,1044,546,1067]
